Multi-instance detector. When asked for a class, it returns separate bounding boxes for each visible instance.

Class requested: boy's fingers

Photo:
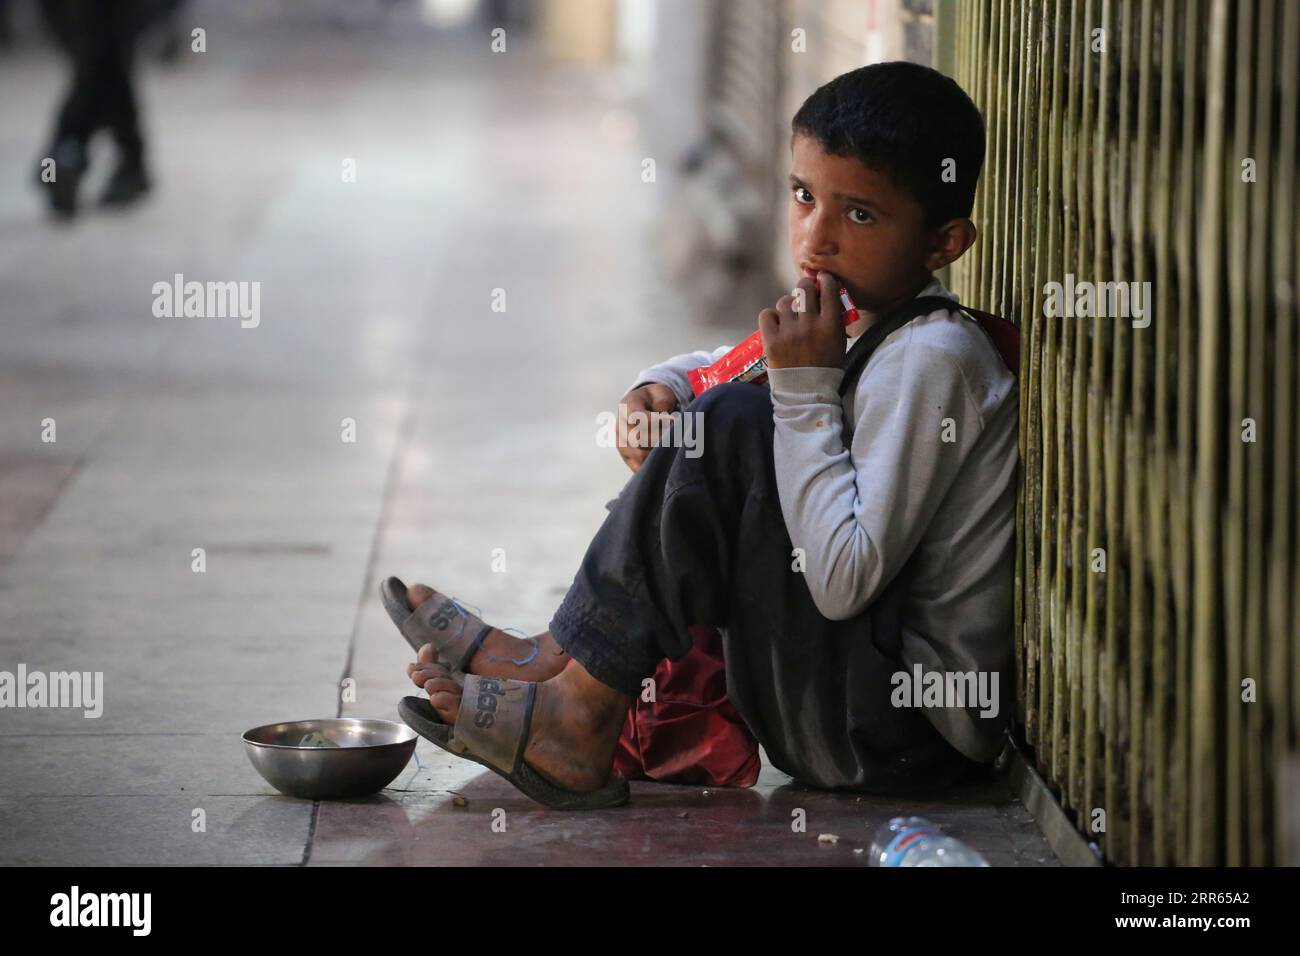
[647,390,678,413]
[775,293,797,322]
[777,278,820,322]
[619,395,648,422]
[621,405,651,448]
[792,276,820,316]
[758,308,780,350]
[618,386,679,452]
[617,396,645,449]
[817,271,840,321]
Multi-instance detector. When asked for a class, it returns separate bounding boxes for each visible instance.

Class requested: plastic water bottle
[868,816,990,867]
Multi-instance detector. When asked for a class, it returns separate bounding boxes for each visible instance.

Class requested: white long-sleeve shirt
[628,276,1019,762]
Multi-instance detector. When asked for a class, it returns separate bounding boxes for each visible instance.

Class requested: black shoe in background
[36,139,88,219]
[99,158,151,207]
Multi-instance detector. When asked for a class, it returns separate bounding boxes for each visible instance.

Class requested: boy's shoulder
[875,297,1017,409]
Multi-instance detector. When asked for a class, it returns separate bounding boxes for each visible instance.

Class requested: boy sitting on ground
[386,61,1018,808]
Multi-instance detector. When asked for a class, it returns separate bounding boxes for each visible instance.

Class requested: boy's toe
[410,661,451,687]
[407,583,435,609]
[423,676,463,722]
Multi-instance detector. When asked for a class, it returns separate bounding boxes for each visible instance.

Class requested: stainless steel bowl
[242,718,418,799]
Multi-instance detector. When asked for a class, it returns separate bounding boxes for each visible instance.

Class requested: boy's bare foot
[401,583,570,682]
[409,655,631,793]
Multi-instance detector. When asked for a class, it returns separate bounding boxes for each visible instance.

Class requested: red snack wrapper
[687,285,860,396]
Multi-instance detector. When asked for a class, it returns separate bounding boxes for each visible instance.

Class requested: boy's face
[786,133,946,315]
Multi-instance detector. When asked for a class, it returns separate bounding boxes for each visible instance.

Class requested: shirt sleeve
[766,328,985,621]
[628,345,733,410]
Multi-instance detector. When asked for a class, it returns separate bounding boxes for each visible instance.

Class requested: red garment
[597,311,1018,789]
[569,625,761,788]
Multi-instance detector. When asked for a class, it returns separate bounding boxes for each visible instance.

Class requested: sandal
[398,674,630,810]
[381,576,491,671]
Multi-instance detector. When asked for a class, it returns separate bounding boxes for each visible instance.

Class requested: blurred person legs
[148,0,187,63]
[35,0,162,217]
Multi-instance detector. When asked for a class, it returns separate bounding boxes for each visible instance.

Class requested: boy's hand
[616,383,679,473]
[758,271,846,370]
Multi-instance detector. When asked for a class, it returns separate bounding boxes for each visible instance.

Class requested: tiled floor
[0,2,1056,866]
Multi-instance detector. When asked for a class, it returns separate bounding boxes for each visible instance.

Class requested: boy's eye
[848,207,874,224]
[793,186,814,205]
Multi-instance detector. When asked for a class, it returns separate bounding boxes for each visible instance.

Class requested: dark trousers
[550,382,982,793]
[40,0,157,162]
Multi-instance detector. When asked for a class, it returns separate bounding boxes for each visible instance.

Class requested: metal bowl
[242,718,418,799]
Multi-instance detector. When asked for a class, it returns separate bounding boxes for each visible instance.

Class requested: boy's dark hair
[791,62,985,227]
